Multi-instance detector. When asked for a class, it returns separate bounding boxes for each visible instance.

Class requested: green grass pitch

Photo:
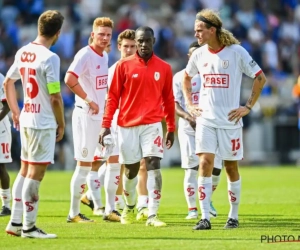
[0,167,299,250]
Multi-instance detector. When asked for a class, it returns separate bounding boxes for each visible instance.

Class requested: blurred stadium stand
[1,0,300,169]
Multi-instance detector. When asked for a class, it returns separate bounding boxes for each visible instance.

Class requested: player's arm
[102,63,123,129]
[64,53,98,114]
[161,66,176,149]
[0,101,10,122]
[182,54,202,117]
[246,72,267,109]
[162,65,176,133]
[46,55,65,141]
[3,77,20,129]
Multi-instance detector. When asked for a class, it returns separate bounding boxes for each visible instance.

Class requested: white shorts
[214,154,223,169]
[0,121,12,163]
[72,107,102,162]
[195,124,243,161]
[118,122,163,164]
[20,127,56,164]
[178,129,198,169]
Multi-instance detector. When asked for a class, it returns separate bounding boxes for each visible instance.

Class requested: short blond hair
[196,9,240,46]
[93,17,114,30]
[117,29,135,45]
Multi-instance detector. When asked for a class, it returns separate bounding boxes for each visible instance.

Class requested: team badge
[222,60,229,69]
[154,72,160,81]
[82,148,88,158]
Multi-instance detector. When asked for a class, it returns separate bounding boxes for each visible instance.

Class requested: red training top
[102,52,175,132]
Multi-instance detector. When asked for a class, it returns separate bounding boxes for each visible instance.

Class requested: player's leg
[193,125,217,230]
[5,161,27,236]
[136,159,148,221]
[0,126,12,216]
[68,109,99,223]
[218,128,243,229]
[141,122,165,227]
[115,164,125,211]
[81,159,106,211]
[0,163,11,216]
[84,159,105,216]
[178,130,198,219]
[118,126,141,224]
[210,154,223,218]
[6,126,28,236]
[103,154,121,222]
[21,128,57,238]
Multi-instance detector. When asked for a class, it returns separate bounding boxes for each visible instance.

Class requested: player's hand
[186,115,196,130]
[99,128,111,147]
[88,101,99,115]
[56,125,64,142]
[165,131,175,149]
[186,104,202,117]
[228,106,250,124]
[12,112,20,131]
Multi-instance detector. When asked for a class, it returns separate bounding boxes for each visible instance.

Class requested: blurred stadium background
[1,0,300,169]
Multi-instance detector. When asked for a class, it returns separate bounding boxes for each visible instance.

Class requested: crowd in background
[1,0,300,167]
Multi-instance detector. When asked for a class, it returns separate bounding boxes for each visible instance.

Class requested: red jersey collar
[208,45,225,54]
[89,45,103,57]
[135,51,154,62]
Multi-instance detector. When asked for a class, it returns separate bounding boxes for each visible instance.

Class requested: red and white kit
[6,42,61,164]
[186,44,262,160]
[67,46,108,161]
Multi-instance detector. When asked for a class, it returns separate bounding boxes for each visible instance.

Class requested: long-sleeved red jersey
[102,52,175,132]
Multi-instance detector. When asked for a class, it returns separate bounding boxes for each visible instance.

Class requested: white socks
[183,169,198,210]
[11,174,25,224]
[69,166,91,218]
[86,170,102,209]
[0,188,11,209]
[212,175,220,192]
[22,178,40,230]
[147,169,162,217]
[115,195,125,209]
[228,178,241,220]
[104,163,120,214]
[198,176,212,220]
[136,195,148,210]
[123,175,137,207]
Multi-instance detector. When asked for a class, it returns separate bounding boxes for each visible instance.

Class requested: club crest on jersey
[82,148,88,158]
[221,60,229,69]
[154,72,160,81]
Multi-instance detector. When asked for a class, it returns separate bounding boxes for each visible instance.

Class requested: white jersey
[186,44,262,129]
[6,42,60,129]
[173,69,201,134]
[67,46,108,120]
[0,74,11,130]
[108,62,117,89]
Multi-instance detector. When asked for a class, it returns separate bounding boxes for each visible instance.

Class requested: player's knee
[145,156,160,171]
[212,167,221,176]
[224,161,238,175]
[199,156,213,171]
[124,162,139,179]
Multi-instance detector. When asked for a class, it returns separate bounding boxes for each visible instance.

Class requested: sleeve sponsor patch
[249,60,257,67]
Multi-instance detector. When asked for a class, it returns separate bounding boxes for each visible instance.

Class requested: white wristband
[84,96,92,104]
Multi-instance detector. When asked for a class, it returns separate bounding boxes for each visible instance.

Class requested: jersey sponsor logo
[21,52,36,63]
[203,74,229,88]
[96,75,108,89]
[222,60,229,69]
[154,72,160,81]
[249,60,257,67]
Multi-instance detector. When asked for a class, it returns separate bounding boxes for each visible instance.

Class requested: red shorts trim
[21,160,51,165]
